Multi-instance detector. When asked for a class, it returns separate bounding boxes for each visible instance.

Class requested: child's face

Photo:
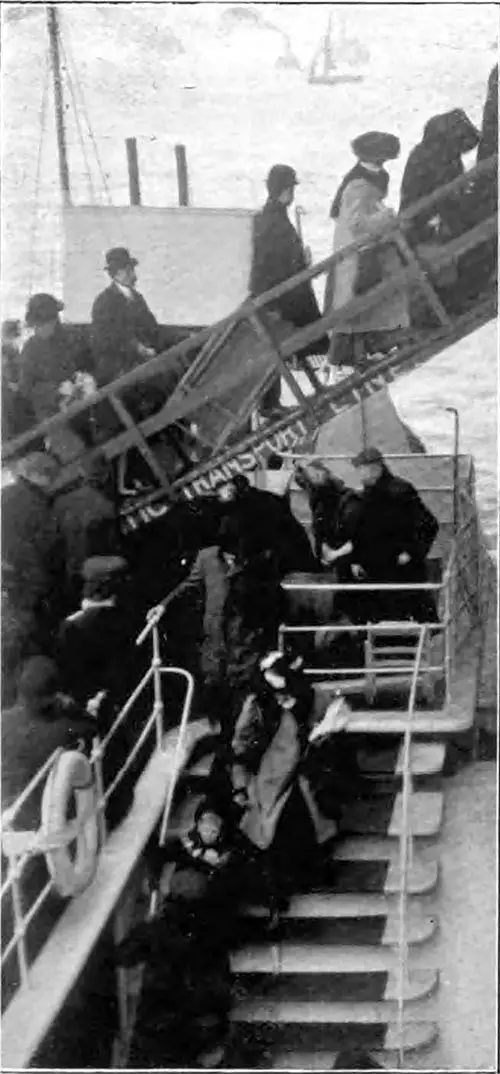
[197,811,223,846]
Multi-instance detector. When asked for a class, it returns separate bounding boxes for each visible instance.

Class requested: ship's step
[246,1019,439,1067]
[357,741,446,779]
[321,856,439,895]
[233,968,438,1005]
[242,892,428,919]
[225,1018,439,1060]
[232,942,435,975]
[339,790,443,837]
[232,909,437,949]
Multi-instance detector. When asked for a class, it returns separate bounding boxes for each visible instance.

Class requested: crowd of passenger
[2,433,439,1063]
[2,67,497,444]
[1,68,494,1068]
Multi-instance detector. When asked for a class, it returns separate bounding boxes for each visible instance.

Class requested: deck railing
[0,614,194,1011]
[3,155,496,502]
[396,624,428,1067]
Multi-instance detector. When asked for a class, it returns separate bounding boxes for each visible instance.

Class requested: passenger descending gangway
[3,158,497,526]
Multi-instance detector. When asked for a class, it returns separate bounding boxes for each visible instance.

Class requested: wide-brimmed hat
[266,163,299,198]
[351,131,401,163]
[104,247,139,275]
[25,293,64,327]
[351,445,385,467]
[81,555,128,584]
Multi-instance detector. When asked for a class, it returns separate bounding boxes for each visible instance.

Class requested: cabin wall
[62,206,254,327]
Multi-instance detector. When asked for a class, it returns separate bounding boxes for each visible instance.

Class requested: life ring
[41,750,99,898]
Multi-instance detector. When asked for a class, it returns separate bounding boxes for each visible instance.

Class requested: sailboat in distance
[308,10,367,86]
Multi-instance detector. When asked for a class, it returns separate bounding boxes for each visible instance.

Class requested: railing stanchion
[152,623,165,749]
[92,737,107,846]
[10,857,30,989]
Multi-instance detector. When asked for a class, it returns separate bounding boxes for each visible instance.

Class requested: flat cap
[81,555,128,583]
[351,445,385,467]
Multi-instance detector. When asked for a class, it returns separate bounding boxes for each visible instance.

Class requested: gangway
[3,158,496,524]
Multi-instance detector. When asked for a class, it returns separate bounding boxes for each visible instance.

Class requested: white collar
[113,280,134,299]
[359,161,384,174]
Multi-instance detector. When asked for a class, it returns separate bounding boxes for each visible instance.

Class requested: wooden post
[175,144,189,206]
[126,138,141,205]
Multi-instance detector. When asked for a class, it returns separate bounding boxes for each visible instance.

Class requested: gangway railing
[1,612,194,1018]
[3,157,496,509]
[278,577,450,703]
[396,624,428,1067]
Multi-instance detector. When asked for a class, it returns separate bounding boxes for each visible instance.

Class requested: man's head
[81,555,128,602]
[25,294,64,339]
[351,445,385,488]
[266,163,299,206]
[104,247,138,288]
[17,656,60,716]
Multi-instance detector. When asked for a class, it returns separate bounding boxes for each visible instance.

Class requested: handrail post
[397,623,427,1068]
[10,855,29,989]
[152,624,164,749]
[444,566,452,706]
[92,736,108,846]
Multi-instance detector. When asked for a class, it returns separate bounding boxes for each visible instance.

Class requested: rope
[60,14,113,205]
[27,47,50,296]
[59,34,95,203]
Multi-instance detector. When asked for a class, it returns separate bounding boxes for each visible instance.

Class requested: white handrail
[396,624,427,1068]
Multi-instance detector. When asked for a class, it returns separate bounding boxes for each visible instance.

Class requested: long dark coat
[19,324,94,425]
[1,478,67,626]
[343,465,439,621]
[230,486,316,575]
[250,199,328,354]
[90,283,160,386]
[399,109,480,245]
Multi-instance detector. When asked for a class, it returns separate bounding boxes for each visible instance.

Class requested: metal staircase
[3,158,496,530]
[224,629,444,1068]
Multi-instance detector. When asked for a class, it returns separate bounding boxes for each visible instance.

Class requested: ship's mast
[46,4,71,204]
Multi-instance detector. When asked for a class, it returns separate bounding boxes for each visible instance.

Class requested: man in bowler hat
[91,247,161,386]
[19,293,94,425]
[250,164,328,416]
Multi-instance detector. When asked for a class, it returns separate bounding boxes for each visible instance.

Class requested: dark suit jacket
[91,283,160,385]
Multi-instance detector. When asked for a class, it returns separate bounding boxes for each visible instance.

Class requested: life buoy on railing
[41,750,99,898]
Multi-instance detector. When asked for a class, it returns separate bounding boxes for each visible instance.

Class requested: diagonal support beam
[248,311,312,410]
[109,395,173,494]
[394,231,451,328]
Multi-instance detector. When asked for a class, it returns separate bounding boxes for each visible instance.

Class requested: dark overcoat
[90,283,160,385]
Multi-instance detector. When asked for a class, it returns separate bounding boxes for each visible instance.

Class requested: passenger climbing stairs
[224,732,446,1068]
[3,157,496,526]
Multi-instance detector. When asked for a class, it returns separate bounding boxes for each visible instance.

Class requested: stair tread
[231,943,430,975]
[320,857,439,894]
[231,995,436,1024]
[341,790,443,837]
[358,741,445,777]
[266,1020,439,1065]
[232,910,437,952]
[243,892,417,918]
[233,968,438,1004]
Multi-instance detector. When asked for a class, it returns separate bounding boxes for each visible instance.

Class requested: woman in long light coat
[324,131,409,365]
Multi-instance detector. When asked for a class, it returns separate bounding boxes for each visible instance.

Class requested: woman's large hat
[351,131,401,163]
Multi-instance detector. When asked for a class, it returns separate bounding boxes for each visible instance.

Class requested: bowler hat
[266,163,299,198]
[351,445,385,467]
[351,131,401,163]
[25,293,64,327]
[104,247,139,275]
[81,555,128,584]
